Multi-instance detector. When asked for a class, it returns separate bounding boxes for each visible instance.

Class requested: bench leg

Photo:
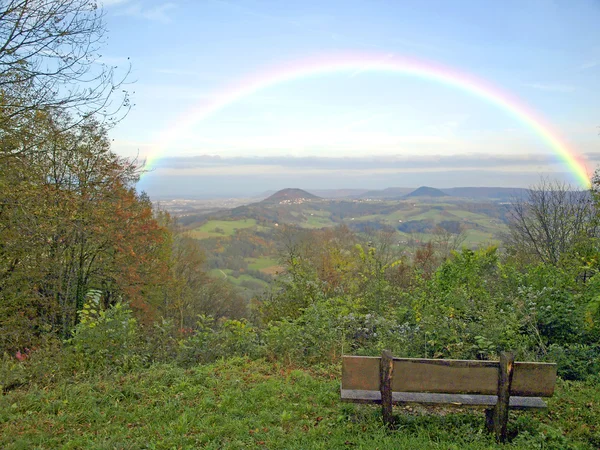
[380,350,394,428]
[485,408,494,434]
[493,352,514,443]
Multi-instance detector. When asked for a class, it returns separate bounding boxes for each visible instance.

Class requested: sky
[100,0,600,197]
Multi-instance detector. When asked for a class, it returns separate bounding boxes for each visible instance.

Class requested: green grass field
[301,214,336,228]
[1,358,598,449]
[247,257,281,274]
[187,219,257,240]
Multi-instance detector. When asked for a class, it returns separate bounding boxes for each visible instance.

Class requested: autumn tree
[157,230,246,330]
[0,110,168,350]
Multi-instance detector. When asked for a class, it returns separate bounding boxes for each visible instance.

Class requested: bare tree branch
[0,0,131,139]
[504,178,596,264]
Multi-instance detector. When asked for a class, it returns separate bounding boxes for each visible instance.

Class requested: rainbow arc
[143,52,591,187]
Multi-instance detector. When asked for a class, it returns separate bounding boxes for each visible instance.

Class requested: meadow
[186,219,258,239]
[1,358,598,449]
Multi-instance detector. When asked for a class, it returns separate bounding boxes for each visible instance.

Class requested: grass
[187,219,257,240]
[301,215,336,229]
[247,257,280,272]
[463,229,497,247]
[208,268,230,279]
[1,358,598,449]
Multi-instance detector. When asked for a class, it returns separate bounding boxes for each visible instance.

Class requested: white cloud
[116,2,176,23]
[101,0,131,6]
[579,61,599,71]
[526,83,576,93]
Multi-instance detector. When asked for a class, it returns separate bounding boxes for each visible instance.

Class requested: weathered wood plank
[390,357,499,367]
[342,356,380,391]
[380,350,394,427]
[512,362,557,397]
[493,352,514,443]
[341,356,556,397]
[340,390,548,409]
[393,360,498,394]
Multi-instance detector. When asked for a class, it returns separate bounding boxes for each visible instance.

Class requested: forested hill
[442,187,528,201]
[405,186,448,198]
[356,186,529,200]
[261,188,321,203]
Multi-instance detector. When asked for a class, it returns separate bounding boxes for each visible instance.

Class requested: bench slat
[342,356,556,397]
[340,389,548,409]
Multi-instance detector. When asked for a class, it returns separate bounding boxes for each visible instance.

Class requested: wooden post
[493,352,514,443]
[484,408,494,433]
[380,350,394,428]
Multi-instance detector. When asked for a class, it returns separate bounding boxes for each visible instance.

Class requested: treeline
[0,0,246,353]
[0,111,247,352]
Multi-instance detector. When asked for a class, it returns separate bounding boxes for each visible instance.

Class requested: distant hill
[261,188,321,204]
[405,186,448,198]
[442,187,527,201]
[359,187,415,199]
[307,189,369,199]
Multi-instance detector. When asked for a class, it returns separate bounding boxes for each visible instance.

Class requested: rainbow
[143,52,591,187]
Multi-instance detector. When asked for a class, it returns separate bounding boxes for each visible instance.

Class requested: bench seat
[341,389,547,409]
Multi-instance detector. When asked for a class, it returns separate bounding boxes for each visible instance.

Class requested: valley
[173,186,517,299]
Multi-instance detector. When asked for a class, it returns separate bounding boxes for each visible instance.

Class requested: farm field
[186,219,258,240]
[247,257,282,274]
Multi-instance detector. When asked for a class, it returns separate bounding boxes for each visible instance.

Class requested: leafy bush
[0,337,65,393]
[177,316,260,366]
[67,299,143,372]
[546,343,600,381]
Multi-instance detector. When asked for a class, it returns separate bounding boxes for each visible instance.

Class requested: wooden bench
[341,351,557,442]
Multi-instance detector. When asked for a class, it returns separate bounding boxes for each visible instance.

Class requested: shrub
[67,299,144,372]
[0,336,65,392]
[177,316,260,366]
[546,343,600,381]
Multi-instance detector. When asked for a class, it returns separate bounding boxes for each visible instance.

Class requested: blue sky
[100,0,600,197]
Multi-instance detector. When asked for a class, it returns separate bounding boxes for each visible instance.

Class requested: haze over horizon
[99,0,600,198]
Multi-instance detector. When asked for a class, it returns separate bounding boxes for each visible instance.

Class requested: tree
[432,223,467,258]
[505,178,596,265]
[0,110,168,350]
[0,0,130,138]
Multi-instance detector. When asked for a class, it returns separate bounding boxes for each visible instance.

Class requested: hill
[406,186,448,198]
[359,187,415,199]
[442,187,527,201]
[261,188,321,204]
[307,188,369,198]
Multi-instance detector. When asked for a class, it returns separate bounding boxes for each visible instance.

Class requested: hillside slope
[406,186,448,198]
[262,188,321,204]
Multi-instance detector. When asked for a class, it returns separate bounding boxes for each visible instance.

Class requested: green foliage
[410,247,529,359]
[259,257,326,323]
[67,300,143,372]
[263,299,348,364]
[546,344,600,381]
[177,316,260,366]
[0,337,65,395]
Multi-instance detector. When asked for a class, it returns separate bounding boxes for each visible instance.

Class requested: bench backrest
[342,355,557,397]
